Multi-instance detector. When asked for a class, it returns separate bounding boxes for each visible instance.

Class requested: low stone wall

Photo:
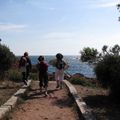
[63,80,96,120]
[0,80,31,120]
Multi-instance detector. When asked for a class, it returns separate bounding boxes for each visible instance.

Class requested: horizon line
[16,54,80,56]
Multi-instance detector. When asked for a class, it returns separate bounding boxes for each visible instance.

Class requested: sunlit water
[29,55,96,78]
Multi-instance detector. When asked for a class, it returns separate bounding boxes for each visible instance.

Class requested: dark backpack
[38,62,48,73]
[56,60,65,70]
[19,56,26,67]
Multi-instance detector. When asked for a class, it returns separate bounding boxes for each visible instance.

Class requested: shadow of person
[26,88,59,100]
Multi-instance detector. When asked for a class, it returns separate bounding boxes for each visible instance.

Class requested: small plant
[7,69,21,82]
[68,77,96,88]
[30,73,38,80]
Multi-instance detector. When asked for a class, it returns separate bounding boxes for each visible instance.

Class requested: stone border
[63,80,96,120]
[0,80,32,120]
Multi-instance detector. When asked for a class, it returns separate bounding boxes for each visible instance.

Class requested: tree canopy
[0,44,16,78]
[80,47,99,63]
[117,4,120,21]
[94,44,120,99]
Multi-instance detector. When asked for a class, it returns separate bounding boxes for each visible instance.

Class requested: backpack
[19,56,27,67]
[56,60,66,70]
[38,61,48,73]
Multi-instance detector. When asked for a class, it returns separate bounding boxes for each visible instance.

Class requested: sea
[29,55,96,78]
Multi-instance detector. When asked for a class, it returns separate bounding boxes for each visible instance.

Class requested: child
[37,56,48,95]
[55,53,68,89]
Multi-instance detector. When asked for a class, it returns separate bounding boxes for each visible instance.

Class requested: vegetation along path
[8,81,80,120]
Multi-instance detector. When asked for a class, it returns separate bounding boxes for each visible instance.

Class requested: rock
[72,73,85,78]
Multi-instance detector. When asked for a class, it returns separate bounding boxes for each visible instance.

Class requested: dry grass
[0,80,21,106]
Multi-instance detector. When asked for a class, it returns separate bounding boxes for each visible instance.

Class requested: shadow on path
[26,88,59,100]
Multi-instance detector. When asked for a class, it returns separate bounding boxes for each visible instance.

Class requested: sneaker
[23,80,27,85]
[45,91,48,96]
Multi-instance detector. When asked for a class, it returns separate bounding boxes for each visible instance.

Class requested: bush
[7,69,21,82]
[68,77,96,87]
[30,73,38,80]
[80,47,98,62]
[0,44,16,79]
[94,55,120,98]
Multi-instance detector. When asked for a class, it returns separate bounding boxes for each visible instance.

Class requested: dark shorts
[39,72,48,87]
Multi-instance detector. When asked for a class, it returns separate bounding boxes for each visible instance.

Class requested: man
[19,52,32,85]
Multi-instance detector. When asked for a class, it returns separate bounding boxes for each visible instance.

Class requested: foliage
[68,77,96,87]
[117,4,120,21]
[7,69,38,82]
[48,59,57,67]
[7,69,21,82]
[0,44,16,79]
[30,73,38,80]
[80,47,99,62]
[94,44,120,98]
[101,44,120,56]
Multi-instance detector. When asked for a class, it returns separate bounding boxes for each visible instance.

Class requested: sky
[0,0,120,56]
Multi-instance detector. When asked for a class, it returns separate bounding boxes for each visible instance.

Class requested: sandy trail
[9,81,79,120]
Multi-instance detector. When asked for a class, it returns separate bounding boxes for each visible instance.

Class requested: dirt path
[8,81,79,120]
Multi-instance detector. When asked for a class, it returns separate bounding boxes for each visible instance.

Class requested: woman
[55,53,68,89]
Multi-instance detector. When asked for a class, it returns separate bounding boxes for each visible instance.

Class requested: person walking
[37,56,48,96]
[55,53,69,89]
[19,52,32,85]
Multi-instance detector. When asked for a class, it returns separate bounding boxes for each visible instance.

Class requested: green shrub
[30,73,38,80]
[68,77,96,87]
[8,69,21,82]
[8,70,38,81]
[0,44,16,79]
[94,55,120,98]
[80,47,98,62]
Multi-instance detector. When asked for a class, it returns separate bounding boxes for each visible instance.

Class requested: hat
[56,53,63,59]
